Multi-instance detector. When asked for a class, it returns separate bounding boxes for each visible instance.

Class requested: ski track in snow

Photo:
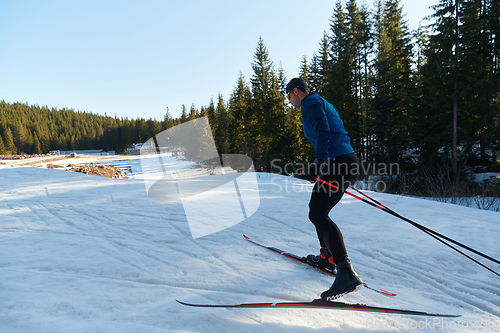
[0,158,499,332]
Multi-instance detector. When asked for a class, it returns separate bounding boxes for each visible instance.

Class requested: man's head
[286,78,308,108]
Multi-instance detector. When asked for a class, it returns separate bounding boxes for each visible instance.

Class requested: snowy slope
[0,156,499,332]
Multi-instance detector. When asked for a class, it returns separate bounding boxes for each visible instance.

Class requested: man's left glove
[295,159,324,183]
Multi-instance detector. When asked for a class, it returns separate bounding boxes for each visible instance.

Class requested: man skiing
[286,77,363,301]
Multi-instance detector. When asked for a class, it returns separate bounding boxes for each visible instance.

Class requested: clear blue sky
[0,0,436,120]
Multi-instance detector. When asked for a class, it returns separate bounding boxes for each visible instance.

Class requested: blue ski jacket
[300,93,354,161]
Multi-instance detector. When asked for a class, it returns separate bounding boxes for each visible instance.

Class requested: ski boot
[306,247,336,273]
[321,259,363,301]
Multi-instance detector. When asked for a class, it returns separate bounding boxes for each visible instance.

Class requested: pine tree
[3,127,16,154]
[214,94,230,154]
[308,53,320,93]
[189,104,198,121]
[358,2,375,161]
[199,106,208,119]
[412,22,433,165]
[163,107,175,130]
[206,98,217,135]
[309,32,331,97]
[33,132,42,154]
[329,1,349,105]
[459,0,496,165]
[250,37,287,171]
[328,0,374,160]
[14,122,28,154]
[0,134,6,155]
[372,0,414,169]
[298,54,309,84]
[228,72,252,155]
[417,1,458,169]
[180,105,188,123]
[489,0,500,156]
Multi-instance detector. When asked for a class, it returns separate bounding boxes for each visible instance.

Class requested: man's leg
[308,182,348,264]
[307,153,363,300]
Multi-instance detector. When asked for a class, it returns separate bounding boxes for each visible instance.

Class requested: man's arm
[304,99,331,161]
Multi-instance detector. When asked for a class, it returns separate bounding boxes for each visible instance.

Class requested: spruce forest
[1,0,499,193]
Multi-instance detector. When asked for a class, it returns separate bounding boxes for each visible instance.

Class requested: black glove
[295,159,324,183]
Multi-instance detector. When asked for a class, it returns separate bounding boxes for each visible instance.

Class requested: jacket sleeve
[304,99,330,161]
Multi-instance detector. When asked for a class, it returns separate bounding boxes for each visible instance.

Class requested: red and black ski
[243,234,397,297]
[176,299,461,317]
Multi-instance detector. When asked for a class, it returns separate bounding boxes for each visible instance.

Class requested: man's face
[287,88,301,108]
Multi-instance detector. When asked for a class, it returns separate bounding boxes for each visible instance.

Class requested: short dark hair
[286,78,308,94]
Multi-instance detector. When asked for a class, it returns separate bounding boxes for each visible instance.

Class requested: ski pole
[315,177,500,277]
[348,184,500,265]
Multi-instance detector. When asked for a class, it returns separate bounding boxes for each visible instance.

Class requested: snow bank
[0,156,499,332]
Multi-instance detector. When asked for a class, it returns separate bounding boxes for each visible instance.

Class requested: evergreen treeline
[215,0,500,175]
[1,0,499,181]
[303,0,500,176]
[0,101,179,155]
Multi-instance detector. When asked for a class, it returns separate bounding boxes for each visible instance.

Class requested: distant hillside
[0,101,174,154]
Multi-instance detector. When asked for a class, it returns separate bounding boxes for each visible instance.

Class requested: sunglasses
[286,86,300,100]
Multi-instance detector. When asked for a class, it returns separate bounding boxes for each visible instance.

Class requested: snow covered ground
[1,155,499,332]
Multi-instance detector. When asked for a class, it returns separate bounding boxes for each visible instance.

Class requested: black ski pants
[308,153,360,264]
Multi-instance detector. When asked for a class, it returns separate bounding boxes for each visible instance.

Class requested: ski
[176,299,461,317]
[243,234,396,297]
